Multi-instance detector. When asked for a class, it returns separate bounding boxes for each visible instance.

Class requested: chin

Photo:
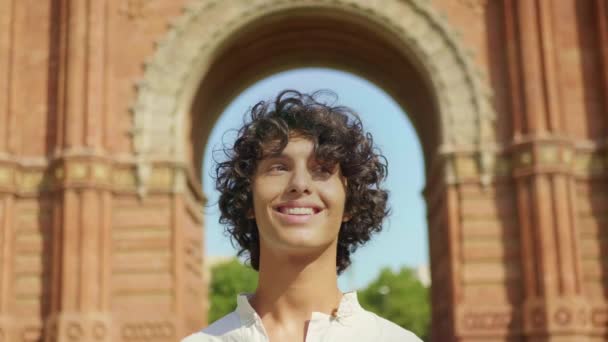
[276,233,336,253]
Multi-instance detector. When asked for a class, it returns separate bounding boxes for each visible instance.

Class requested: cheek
[251,189,267,214]
[320,183,347,212]
[251,179,283,209]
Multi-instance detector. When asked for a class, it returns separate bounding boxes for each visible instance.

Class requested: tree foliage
[358,267,430,340]
[208,259,258,323]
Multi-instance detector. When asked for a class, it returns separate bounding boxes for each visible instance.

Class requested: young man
[183,90,423,341]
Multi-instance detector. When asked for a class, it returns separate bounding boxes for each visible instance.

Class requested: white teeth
[283,207,314,215]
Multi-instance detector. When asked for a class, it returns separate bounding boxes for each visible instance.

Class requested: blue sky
[202,68,428,290]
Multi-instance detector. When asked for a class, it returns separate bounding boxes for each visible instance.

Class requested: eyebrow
[257,154,292,167]
[260,152,288,160]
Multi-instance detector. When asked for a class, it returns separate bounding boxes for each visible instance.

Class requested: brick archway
[131,0,497,340]
[1,1,607,341]
[132,0,496,193]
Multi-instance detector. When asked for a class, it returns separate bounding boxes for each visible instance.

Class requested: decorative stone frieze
[0,158,196,196]
[44,313,112,342]
[574,150,608,177]
[457,0,488,15]
[0,165,15,191]
[120,0,149,20]
[121,320,175,341]
[457,306,521,336]
[510,141,608,178]
[523,298,591,335]
[431,143,608,186]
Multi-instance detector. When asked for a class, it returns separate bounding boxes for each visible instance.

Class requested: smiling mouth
[272,206,321,225]
[274,206,322,215]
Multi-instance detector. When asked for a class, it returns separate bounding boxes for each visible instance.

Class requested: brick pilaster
[0,193,15,341]
[0,0,17,339]
[44,0,113,341]
[595,0,608,138]
[504,1,590,340]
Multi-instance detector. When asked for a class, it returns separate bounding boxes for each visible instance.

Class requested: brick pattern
[459,185,521,298]
[111,196,178,341]
[111,197,173,312]
[578,181,608,336]
[13,198,51,341]
[427,191,453,341]
[1,0,607,341]
[182,192,206,334]
[455,184,523,338]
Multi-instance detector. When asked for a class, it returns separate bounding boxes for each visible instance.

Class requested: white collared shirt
[181,292,422,342]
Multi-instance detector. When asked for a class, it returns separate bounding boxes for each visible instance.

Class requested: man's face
[251,135,348,256]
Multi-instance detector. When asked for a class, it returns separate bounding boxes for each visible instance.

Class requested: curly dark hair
[214,90,389,274]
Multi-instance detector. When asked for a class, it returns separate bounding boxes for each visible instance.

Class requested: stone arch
[131,0,496,195]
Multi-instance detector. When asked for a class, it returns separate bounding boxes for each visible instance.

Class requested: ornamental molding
[458,0,488,15]
[1,147,605,194]
[132,0,497,194]
[0,159,202,200]
[457,306,520,334]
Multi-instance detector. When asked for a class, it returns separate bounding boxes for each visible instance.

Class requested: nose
[288,165,312,194]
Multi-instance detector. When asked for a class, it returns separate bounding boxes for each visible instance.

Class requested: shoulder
[364,311,423,342]
[180,312,243,342]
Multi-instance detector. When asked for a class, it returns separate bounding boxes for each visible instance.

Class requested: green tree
[208,259,258,323]
[358,267,430,340]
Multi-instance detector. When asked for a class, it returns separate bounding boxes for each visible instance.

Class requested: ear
[247,208,255,219]
[342,213,351,222]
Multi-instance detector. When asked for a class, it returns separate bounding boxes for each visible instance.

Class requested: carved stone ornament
[458,0,488,15]
[120,0,149,20]
[132,0,497,194]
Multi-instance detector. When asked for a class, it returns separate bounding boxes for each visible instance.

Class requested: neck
[251,243,342,323]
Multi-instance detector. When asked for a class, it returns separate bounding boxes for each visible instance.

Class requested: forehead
[261,135,314,159]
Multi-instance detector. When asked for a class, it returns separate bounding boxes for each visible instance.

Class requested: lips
[272,203,323,224]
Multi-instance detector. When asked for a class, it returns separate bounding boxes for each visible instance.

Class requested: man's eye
[268,164,287,172]
[313,165,333,175]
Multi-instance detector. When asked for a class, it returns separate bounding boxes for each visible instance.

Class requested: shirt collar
[236,293,257,324]
[235,291,364,323]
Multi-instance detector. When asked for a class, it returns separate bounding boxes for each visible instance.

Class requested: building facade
[0,0,607,341]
